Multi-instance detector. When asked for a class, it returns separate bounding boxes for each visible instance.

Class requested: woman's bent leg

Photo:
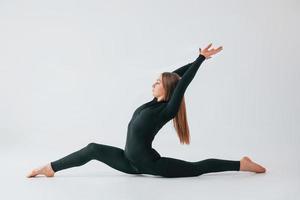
[50,142,141,175]
[150,157,240,178]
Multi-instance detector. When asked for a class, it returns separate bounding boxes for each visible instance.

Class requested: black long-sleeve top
[124,54,206,164]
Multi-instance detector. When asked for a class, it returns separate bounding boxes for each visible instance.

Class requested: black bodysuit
[50,54,240,178]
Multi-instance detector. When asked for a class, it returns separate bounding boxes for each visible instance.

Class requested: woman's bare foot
[240,156,266,173]
[27,163,55,178]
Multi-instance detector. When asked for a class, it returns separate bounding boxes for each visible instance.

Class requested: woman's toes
[254,163,266,173]
[27,169,39,178]
[26,171,33,178]
[249,159,266,173]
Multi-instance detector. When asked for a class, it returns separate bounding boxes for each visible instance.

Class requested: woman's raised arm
[162,43,223,119]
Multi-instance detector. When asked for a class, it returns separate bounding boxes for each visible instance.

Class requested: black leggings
[50,143,240,178]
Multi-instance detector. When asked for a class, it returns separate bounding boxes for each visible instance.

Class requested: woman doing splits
[27,43,266,178]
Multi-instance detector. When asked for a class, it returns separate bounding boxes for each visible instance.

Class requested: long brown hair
[161,72,190,145]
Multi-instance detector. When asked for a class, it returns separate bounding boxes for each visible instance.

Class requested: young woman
[27,43,266,178]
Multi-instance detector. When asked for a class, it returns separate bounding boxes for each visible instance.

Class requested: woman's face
[152,74,165,98]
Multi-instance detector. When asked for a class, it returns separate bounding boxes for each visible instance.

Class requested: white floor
[1,144,299,200]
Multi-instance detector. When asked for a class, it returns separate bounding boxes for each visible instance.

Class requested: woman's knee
[85,142,100,153]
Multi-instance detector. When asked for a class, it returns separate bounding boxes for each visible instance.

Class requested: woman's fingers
[200,44,222,58]
[215,46,223,52]
[204,43,212,51]
[209,46,223,55]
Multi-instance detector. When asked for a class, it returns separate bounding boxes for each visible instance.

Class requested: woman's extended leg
[27,142,141,177]
[149,157,240,178]
[50,142,141,174]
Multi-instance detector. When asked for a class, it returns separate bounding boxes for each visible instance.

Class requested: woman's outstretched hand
[199,43,223,59]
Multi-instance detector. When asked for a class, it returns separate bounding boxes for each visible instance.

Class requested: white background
[0,0,299,199]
